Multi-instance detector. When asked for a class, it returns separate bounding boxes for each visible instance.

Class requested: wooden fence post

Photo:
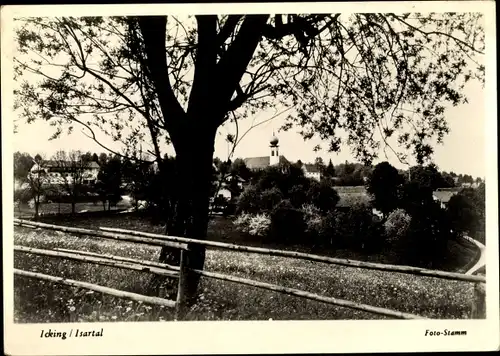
[471,278,486,319]
[175,250,187,321]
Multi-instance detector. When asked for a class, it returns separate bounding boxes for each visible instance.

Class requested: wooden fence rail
[14,245,425,320]
[14,219,189,251]
[15,245,179,278]
[96,225,485,284]
[14,269,177,308]
[188,268,427,319]
[14,219,485,320]
[54,247,180,271]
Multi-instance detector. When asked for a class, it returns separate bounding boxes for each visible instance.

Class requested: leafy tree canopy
[14,13,484,166]
[366,161,404,216]
[14,151,34,181]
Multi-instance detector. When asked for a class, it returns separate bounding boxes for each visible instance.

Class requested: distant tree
[259,187,284,211]
[475,177,482,184]
[324,159,336,178]
[408,164,444,190]
[288,184,309,208]
[440,172,456,188]
[143,156,177,223]
[81,151,93,163]
[34,154,42,164]
[306,180,340,213]
[95,155,123,211]
[447,185,485,238]
[52,150,93,214]
[230,158,252,182]
[98,152,109,167]
[462,174,474,184]
[296,159,303,168]
[24,155,49,219]
[122,159,148,209]
[92,153,99,162]
[14,152,34,182]
[399,180,435,215]
[366,162,404,218]
[405,202,452,268]
[236,184,261,214]
[314,157,325,173]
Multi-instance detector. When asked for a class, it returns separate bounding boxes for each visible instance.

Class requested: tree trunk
[108,201,111,211]
[155,124,217,304]
[71,201,76,215]
[34,199,40,220]
[102,200,106,211]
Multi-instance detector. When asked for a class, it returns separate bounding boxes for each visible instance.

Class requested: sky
[8,10,489,179]
[13,77,486,178]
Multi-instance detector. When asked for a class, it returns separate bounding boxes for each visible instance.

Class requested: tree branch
[137,16,186,141]
[217,15,243,47]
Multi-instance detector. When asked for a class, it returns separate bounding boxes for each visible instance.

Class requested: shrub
[269,205,306,244]
[233,213,271,238]
[447,188,484,237]
[288,184,309,208]
[327,204,384,250]
[236,185,261,214]
[384,208,412,244]
[14,188,32,205]
[301,204,323,240]
[233,213,253,233]
[306,181,340,213]
[247,213,271,237]
[404,202,453,268]
[259,187,284,211]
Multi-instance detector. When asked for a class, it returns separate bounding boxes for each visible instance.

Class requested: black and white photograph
[2,2,499,355]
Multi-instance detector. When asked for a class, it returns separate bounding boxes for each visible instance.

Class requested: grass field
[14,199,133,219]
[13,214,479,322]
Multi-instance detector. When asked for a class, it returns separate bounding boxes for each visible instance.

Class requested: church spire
[270,131,279,165]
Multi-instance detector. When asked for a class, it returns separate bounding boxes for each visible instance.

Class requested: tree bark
[34,200,40,220]
[155,123,217,303]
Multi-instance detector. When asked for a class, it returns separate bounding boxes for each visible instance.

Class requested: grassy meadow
[13,213,479,322]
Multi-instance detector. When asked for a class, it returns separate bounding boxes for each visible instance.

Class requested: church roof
[243,155,288,170]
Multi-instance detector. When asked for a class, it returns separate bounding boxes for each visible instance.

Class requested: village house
[302,164,321,181]
[432,188,459,209]
[28,160,100,186]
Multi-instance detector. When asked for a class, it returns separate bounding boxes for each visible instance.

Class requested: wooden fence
[13,218,486,320]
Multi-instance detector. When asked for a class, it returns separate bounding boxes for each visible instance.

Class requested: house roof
[243,155,288,170]
[433,190,458,203]
[39,160,100,169]
[303,164,321,173]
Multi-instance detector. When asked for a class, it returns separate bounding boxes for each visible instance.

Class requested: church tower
[269,132,279,166]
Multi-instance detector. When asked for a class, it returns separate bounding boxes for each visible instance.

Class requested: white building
[29,160,100,186]
[302,164,321,181]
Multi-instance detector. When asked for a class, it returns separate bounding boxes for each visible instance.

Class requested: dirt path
[462,235,486,275]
